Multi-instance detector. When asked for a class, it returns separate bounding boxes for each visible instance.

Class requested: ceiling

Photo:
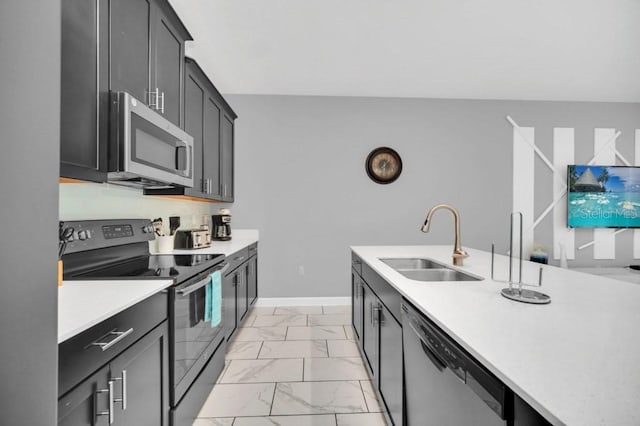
[169,0,640,102]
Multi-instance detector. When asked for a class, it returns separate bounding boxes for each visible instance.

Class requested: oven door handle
[177,263,229,296]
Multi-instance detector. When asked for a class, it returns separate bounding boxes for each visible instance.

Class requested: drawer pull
[90,328,134,352]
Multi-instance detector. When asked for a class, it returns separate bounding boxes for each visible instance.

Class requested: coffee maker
[212,208,232,241]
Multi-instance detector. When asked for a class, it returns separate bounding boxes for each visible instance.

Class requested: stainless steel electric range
[61,219,228,426]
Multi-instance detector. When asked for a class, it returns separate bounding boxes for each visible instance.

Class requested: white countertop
[351,245,640,426]
[172,229,259,256]
[58,279,173,343]
[572,266,640,285]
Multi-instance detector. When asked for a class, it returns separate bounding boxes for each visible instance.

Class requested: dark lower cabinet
[109,323,169,426]
[58,293,169,426]
[236,265,248,325]
[362,283,378,380]
[378,304,403,426]
[224,245,259,341]
[58,365,111,426]
[247,254,258,306]
[351,270,363,343]
[223,271,238,341]
[352,253,403,426]
[58,322,169,426]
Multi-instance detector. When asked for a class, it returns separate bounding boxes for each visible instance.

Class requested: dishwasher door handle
[406,319,447,371]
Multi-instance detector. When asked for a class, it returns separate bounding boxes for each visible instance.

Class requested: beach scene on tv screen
[568,165,640,228]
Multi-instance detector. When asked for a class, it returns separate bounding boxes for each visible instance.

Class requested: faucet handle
[452,248,469,266]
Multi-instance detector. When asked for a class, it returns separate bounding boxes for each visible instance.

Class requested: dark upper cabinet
[109,0,190,128]
[109,0,152,104]
[220,112,235,201]
[203,96,222,198]
[60,0,190,182]
[60,0,108,182]
[145,58,236,201]
[184,71,204,193]
[153,2,187,126]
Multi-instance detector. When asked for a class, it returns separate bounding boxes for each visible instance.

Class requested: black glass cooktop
[68,253,224,283]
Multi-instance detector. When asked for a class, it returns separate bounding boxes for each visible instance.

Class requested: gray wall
[0,1,60,424]
[225,94,640,298]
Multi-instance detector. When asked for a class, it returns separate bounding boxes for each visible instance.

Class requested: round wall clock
[365,147,403,184]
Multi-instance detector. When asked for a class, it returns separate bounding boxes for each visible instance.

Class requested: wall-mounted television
[567,165,640,228]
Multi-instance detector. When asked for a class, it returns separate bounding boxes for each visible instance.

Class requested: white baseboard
[254,297,351,307]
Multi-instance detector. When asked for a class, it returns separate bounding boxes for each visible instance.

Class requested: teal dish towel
[204,281,212,323]
[209,270,222,327]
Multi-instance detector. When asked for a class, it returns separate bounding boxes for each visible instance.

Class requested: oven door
[111,91,194,188]
[171,262,229,404]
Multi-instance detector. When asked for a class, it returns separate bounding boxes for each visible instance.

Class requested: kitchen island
[351,245,640,426]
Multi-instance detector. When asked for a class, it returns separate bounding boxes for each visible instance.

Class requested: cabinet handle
[96,380,114,424]
[374,305,383,326]
[370,302,373,326]
[159,91,165,114]
[112,369,127,410]
[208,179,213,194]
[146,88,160,110]
[233,255,245,262]
[90,328,134,352]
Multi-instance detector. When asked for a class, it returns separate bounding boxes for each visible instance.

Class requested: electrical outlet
[298,265,305,276]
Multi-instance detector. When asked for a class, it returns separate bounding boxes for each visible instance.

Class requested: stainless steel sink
[380,258,447,269]
[379,257,483,282]
[398,269,481,282]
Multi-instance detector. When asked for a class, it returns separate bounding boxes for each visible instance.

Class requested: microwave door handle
[185,143,192,178]
[175,141,192,178]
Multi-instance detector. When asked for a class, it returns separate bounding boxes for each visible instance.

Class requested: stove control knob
[77,230,87,240]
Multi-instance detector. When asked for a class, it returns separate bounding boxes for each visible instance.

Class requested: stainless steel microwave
[107,91,194,188]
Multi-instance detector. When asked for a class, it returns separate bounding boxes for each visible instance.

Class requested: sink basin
[379,257,483,282]
[398,269,482,282]
[380,258,447,269]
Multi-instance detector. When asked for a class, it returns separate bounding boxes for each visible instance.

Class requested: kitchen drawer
[226,247,249,274]
[352,252,363,277]
[362,262,401,323]
[58,291,168,396]
[248,243,258,258]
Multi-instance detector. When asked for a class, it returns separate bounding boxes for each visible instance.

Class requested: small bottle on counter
[529,245,548,264]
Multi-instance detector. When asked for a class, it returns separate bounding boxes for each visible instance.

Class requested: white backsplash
[59,181,219,228]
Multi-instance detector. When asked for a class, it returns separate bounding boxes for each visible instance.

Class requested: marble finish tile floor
[194,305,388,426]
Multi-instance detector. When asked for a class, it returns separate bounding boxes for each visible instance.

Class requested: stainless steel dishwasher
[402,302,508,426]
